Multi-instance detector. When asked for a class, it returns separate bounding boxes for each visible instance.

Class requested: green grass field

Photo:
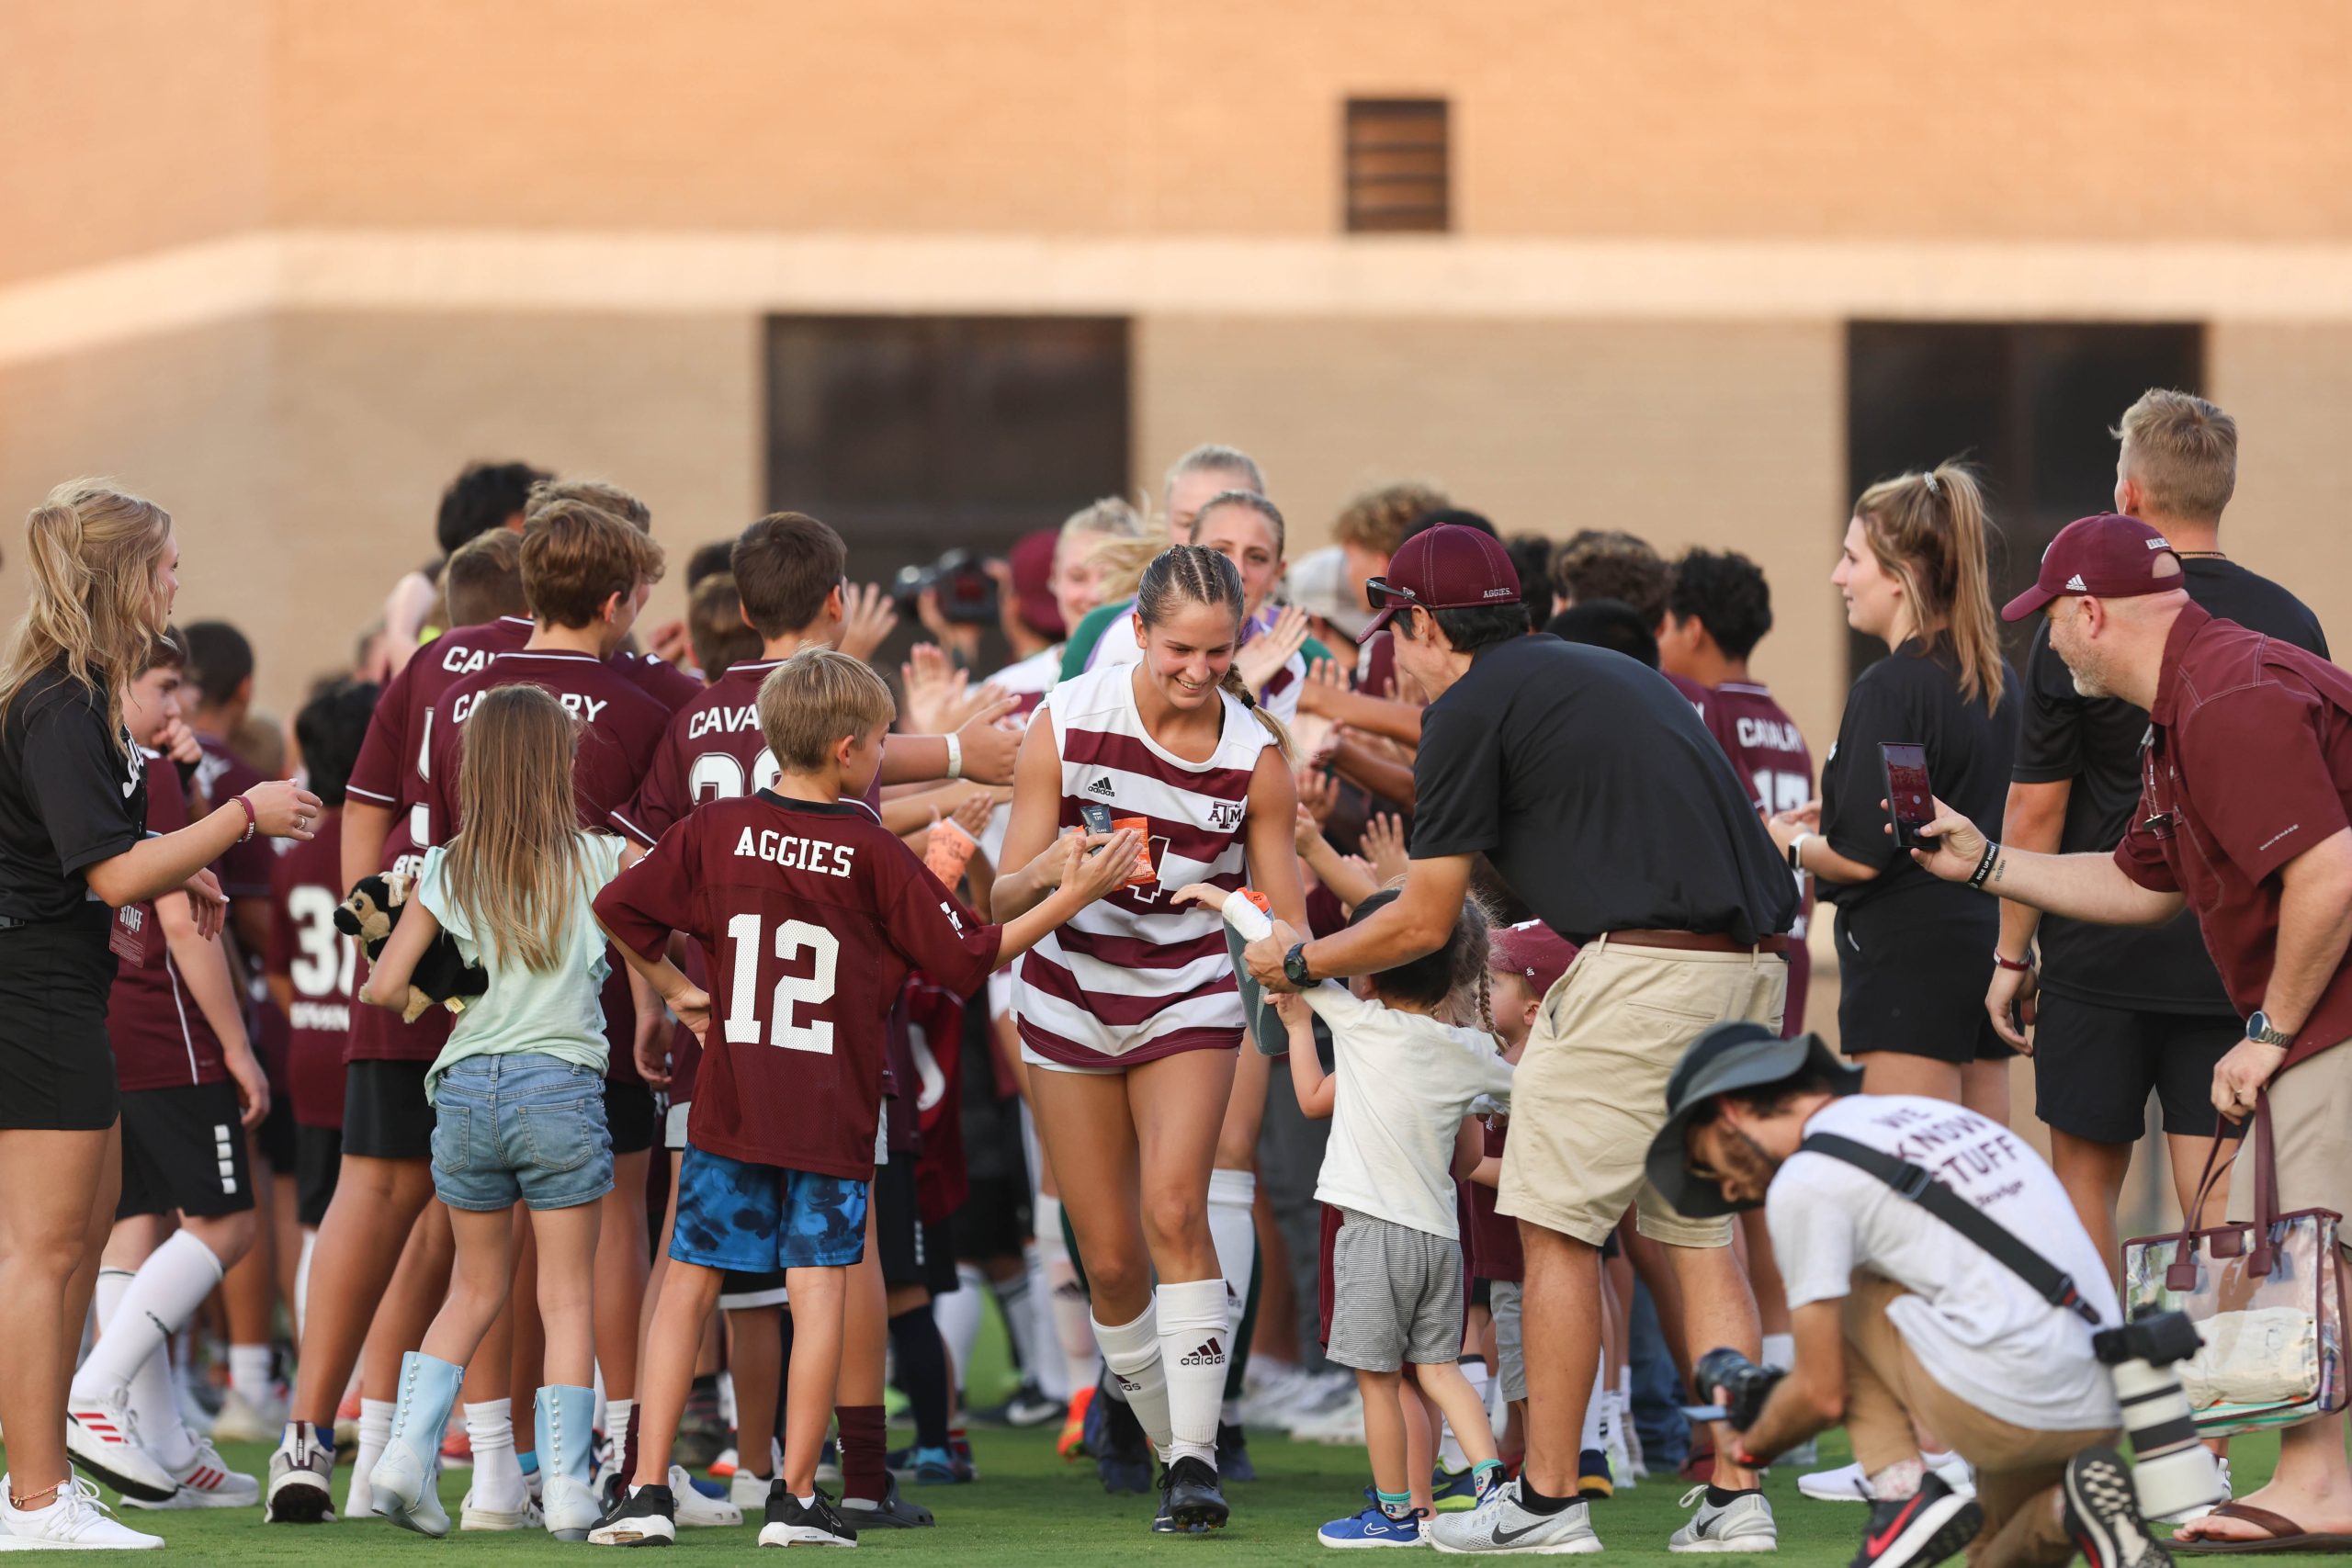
[11,1421,2285,1563]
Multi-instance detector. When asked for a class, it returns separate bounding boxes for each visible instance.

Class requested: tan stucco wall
[2208,323,2352,640]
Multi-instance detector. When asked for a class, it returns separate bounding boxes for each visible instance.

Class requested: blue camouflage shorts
[670,1144,868,1272]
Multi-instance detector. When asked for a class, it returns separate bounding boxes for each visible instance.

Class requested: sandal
[2171,1501,2352,1554]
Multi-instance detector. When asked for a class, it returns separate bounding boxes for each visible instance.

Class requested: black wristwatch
[2245,1010,2292,1048]
[1283,942,1313,988]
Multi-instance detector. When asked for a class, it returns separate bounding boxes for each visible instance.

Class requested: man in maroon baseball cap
[1358,523,1526,641]
[2001,513,2183,623]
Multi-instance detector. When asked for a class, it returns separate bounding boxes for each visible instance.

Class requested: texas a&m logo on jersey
[1207,800,1244,832]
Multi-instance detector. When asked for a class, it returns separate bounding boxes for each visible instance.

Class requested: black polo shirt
[0,662,149,925]
[2018,559,2325,1014]
[1411,633,1795,944]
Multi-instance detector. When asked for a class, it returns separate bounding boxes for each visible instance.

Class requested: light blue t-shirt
[416,832,628,1100]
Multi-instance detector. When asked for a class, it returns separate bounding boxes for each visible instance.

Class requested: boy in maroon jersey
[1657,547,1816,1432]
[66,635,270,1510]
[522,478,703,714]
[589,649,1137,1547]
[263,681,378,1317]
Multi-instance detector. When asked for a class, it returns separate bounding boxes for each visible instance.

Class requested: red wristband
[232,793,257,844]
[1992,951,2032,973]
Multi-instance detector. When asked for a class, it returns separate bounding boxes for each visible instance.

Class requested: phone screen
[1880,742,1934,851]
[1079,802,1114,837]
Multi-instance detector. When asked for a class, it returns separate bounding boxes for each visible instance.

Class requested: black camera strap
[1800,1133,2102,1326]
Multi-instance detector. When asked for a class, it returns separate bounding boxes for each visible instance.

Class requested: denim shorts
[670,1145,867,1273]
[430,1054,614,1213]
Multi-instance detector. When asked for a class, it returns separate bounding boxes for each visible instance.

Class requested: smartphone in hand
[1879,741,1935,851]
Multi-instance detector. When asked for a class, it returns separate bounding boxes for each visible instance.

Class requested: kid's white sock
[347,1397,395,1517]
[1153,1279,1227,1469]
[1442,1356,1490,1470]
[1091,1298,1171,1455]
[465,1399,526,1512]
[229,1345,274,1408]
[1579,1358,1607,1453]
[935,1266,988,1393]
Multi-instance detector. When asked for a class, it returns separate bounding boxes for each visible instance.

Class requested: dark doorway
[1844,322,2203,680]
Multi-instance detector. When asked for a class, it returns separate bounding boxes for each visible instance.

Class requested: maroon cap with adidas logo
[1358,524,1523,641]
[2001,513,2182,622]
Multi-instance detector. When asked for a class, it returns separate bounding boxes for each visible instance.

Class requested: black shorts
[605,1079,657,1157]
[118,1082,254,1220]
[296,1124,343,1226]
[1834,900,2014,1065]
[255,1090,299,1174]
[2032,995,2247,1144]
[342,1058,435,1161]
[0,910,119,1131]
[876,1156,957,1296]
[952,1173,1033,1262]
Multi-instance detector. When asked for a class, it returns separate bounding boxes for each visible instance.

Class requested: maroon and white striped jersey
[1013,661,1275,1068]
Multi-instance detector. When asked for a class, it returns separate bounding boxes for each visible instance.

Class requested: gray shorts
[1491,1280,1526,1403]
[1327,1209,1464,1373]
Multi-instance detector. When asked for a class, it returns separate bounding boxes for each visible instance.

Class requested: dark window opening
[1345,97,1449,233]
[1844,321,2203,681]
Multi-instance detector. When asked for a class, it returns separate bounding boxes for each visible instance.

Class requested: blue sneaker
[1432,1465,1481,1513]
[1318,1492,1426,1549]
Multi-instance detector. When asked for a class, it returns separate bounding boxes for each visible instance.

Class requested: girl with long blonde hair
[0,481,317,1548]
[357,683,632,1540]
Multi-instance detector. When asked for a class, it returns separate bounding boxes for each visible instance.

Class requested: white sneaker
[1799,1455,1974,1504]
[1428,1481,1601,1554]
[0,1476,164,1550]
[730,1469,774,1512]
[1668,1486,1777,1552]
[1288,1391,1368,1446]
[458,1486,543,1531]
[120,1441,257,1510]
[669,1466,743,1528]
[207,1388,285,1445]
[63,1388,181,1504]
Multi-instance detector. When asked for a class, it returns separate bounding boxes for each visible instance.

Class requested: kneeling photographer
[1647,1022,2187,1568]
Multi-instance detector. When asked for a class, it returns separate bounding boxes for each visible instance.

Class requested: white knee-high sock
[1016,1241,1062,1399]
[1036,1196,1100,1394]
[466,1399,526,1511]
[993,1265,1037,1388]
[1091,1298,1171,1456]
[1152,1278,1227,1470]
[85,1267,198,1471]
[74,1232,226,1395]
[346,1397,394,1516]
[294,1230,316,1338]
[1442,1356,1490,1470]
[934,1266,988,1394]
[1579,1357,1607,1453]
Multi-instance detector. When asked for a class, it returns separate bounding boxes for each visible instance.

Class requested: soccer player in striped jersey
[997,545,1309,1535]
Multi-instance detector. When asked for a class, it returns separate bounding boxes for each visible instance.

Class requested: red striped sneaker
[64,1386,180,1503]
[122,1440,260,1511]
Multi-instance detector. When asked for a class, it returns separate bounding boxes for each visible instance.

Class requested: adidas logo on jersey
[1086,776,1117,799]
[1179,1336,1226,1368]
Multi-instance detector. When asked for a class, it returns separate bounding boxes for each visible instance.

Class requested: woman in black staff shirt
[0,481,317,1544]
[1767,464,2019,1117]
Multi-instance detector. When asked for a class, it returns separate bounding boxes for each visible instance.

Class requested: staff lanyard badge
[2139,727,2177,841]
[108,902,152,964]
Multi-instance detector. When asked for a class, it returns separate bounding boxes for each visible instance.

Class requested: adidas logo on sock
[1179,1336,1226,1368]
[1115,1374,1146,1394]
[1085,776,1117,798]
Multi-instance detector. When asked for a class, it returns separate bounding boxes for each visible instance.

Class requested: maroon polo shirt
[2114,602,2352,1067]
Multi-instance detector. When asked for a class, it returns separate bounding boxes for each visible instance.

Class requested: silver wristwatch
[2245,1010,2292,1048]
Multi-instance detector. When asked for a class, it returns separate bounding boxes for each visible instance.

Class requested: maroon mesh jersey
[1708,680,1815,1034]
[346,616,533,827]
[612,648,704,714]
[594,792,1001,1179]
[266,818,356,1130]
[609,657,786,849]
[109,761,227,1092]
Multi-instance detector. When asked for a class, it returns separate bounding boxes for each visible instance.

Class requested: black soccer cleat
[758,1483,859,1549]
[1150,1456,1229,1535]
[1093,1371,1154,1496]
[1849,1472,1983,1568]
[2063,1447,2171,1568]
[586,1483,677,1548]
[1215,1421,1255,1483]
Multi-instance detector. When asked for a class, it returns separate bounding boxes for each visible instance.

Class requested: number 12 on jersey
[723,913,841,1054]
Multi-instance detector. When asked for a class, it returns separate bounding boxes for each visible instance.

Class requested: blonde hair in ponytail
[1852,461,2007,711]
[0,480,175,750]
[1134,544,1292,755]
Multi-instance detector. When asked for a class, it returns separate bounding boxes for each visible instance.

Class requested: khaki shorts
[2270,1043,2352,1255]
[1498,937,1785,1248]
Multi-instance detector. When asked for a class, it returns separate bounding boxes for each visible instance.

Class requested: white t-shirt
[1306,984,1514,1239]
[1768,1094,2121,1433]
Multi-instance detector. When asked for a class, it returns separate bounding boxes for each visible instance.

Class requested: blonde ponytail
[0,480,174,748]
[1216,661,1294,755]
[1853,461,2007,712]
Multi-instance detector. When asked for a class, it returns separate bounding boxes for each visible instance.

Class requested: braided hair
[1134,544,1292,754]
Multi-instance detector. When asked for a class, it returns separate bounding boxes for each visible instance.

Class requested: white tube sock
[1761,1332,1795,1373]
[294,1231,316,1338]
[73,1232,225,1394]
[230,1345,274,1408]
[718,1370,737,1428]
[1442,1357,1490,1470]
[1579,1357,1607,1452]
[605,1397,634,1459]
[935,1266,988,1394]
[1204,1170,1257,1327]
[993,1265,1037,1389]
[1038,1195,1101,1395]
[1091,1298,1171,1456]
[466,1399,526,1512]
[347,1397,394,1516]
[87,1267,198,1471]
[1153,1279,1227,1469]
